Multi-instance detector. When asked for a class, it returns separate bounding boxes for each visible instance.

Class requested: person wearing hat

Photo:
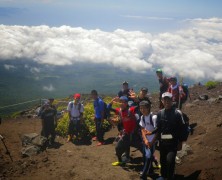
[67,93,84,142]
[108,96,137,166]
[139,100,158,180]
[146,92,187,179]
[117,81,132,101]
[168,77,186,109]
[156,69,169,109]
[128,87,152,155]
[40,100,57,145]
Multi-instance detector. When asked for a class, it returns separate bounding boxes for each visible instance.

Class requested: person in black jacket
[146,92,187,179]
[41,102,57,145]
[156,69,169,109]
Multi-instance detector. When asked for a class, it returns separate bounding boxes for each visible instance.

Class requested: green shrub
[56,112,69,136]
[56,97,112,137]
[205,81,219,90]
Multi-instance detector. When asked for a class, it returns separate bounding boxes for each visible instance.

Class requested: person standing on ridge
[146,92,188,179]
[108,96,137,166]
[168,77,186,109]
[139,100,158,180]
[156,69,169,109]
[117,81,134,103]
[67,93,84,142]
[91,90,105,146]
[41,100,57,146]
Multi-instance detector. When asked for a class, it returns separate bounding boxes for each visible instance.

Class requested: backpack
[96,98,109,119]
[160,109,190,142]
[181,84,189,103]
[103,102,109,119]
[70,102,82,114]
[142,114,154,127]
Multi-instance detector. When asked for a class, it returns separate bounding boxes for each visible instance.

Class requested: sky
[0,0,222,81]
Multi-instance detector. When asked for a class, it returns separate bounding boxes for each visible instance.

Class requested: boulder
[21,133,48,157]
[21,133,39,146]
[21,145,41,157]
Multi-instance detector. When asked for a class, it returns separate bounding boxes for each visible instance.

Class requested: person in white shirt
[139,101,158,180]
[67,93,84,142]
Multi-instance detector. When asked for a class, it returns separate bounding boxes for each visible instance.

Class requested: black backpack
[142,114,154,127]
[160,109,190,142]
[181,84,189,103]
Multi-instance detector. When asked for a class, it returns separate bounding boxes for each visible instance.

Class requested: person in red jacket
[168,77,186,109]
[108,96,137,166]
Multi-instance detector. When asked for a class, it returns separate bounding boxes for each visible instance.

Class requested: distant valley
[0,60,159,116]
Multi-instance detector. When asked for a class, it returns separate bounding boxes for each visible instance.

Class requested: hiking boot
[92,136,97,141]
[67,135,72,142]
[112,161,125,166]
[97,142,105,146]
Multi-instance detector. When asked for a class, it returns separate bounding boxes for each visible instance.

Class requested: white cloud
[42,84,55,91]
[0,18,222,81]
[4,64,16,70]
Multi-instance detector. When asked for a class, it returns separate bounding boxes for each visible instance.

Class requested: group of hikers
[39,69,190,180]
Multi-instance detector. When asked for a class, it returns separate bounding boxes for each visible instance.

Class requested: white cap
[162,92,172,99]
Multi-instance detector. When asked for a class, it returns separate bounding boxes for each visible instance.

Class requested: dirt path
[0,118,146,180]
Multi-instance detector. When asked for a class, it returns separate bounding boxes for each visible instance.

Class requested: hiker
[117,81,133,104]
[40,100,57,145]
[129,87,151,117]
[168,77,186,109]
[108,96,137,166]
[128,87,152,153]
[67,93,84,142]
[91,90,105,146]
[146,92,188,179]
[156,69,169,109]
[38,98,57,117]
[139,100,158,180]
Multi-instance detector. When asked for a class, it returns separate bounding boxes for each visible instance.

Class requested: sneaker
[112,161,125,166]
[92,136,97,141]
[97,142,105,146]
[153,163,161,169]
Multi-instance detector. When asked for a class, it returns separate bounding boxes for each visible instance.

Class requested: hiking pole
[0,134,13,162]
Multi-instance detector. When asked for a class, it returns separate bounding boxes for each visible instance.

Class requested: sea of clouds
[0,18,222,81]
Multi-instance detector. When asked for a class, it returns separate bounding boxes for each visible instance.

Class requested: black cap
[122,81,128,85]
[139,100,151,107]
[91,89,98,95]
[141,87,148,92]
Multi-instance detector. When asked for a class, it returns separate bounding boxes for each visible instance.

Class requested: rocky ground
[0,83,222,180]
